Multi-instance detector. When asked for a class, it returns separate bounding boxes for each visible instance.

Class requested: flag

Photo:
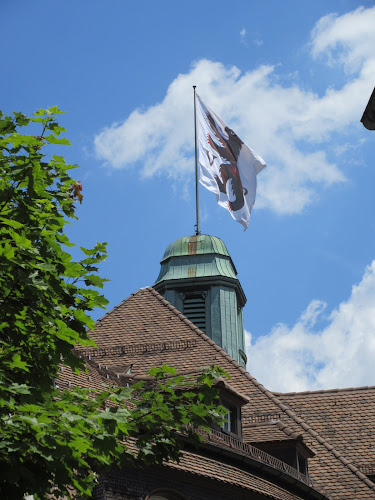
[361,87,375,130]
[196,94,266,229]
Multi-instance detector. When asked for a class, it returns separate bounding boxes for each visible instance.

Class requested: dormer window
[222,405,232,432]
[213,378,250,439]
[296,451,308,476]
[221,401,240,437]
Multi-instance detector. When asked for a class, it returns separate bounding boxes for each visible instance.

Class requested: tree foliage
[0,109,225,499]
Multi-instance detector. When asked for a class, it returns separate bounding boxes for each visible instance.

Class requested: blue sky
[3,0,375,391]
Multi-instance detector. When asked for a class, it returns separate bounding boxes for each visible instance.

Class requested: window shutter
[183,294,206,332]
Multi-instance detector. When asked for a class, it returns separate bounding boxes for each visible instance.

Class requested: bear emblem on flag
[196,94,266,229]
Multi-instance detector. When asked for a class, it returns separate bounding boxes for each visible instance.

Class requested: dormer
[252,438,315,477]
[213,378,250,439]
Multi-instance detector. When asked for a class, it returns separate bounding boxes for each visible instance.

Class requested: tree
[0,109,225,499]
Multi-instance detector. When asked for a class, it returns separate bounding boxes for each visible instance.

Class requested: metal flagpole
[193,85,201,235]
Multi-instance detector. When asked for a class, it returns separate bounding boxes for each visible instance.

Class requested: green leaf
[69,438,91,454]
[0,217,24,229]
[44,134,71,145]
[0,241,15,259]
[56,232,73,247]
[84,274,106,288]
[36,262,56,272]
[9,354,29,372]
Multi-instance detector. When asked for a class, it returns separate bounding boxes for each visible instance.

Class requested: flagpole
[193,85,201,235]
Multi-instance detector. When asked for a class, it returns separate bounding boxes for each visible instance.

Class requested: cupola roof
[154,234,239,286]
[161,234,231,262]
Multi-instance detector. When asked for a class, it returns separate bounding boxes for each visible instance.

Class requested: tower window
[182,293,206,332]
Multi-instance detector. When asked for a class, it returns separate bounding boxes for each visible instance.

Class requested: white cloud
[253,38,263,47]
[311,6,375,74]
[94,7,375,215]
[246,261,375,392]
[240,28,247,45]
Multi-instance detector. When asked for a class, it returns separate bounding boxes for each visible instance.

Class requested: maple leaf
[70,181,83,203]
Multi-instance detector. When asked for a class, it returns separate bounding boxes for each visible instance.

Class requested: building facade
[61,235,375,499]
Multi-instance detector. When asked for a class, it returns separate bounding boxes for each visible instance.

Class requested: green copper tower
[153,234,247,368]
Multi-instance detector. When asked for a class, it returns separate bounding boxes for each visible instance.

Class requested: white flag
[196,95,266,229]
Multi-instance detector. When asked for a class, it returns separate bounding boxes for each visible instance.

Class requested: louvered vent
[183,294,206,332]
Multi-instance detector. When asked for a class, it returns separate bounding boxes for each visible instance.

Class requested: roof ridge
[275,421,303,440]
[273,386,375,396]
[145,286,375,494]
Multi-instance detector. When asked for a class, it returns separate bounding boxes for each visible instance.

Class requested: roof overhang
[153,276,247,308]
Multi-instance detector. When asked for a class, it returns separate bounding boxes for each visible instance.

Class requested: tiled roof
[238,377,375,498]
[115,438,311,499]
[275,386,375,478]
[64,287,375,499]
[57,360,112,392]
[167,450,309,500]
